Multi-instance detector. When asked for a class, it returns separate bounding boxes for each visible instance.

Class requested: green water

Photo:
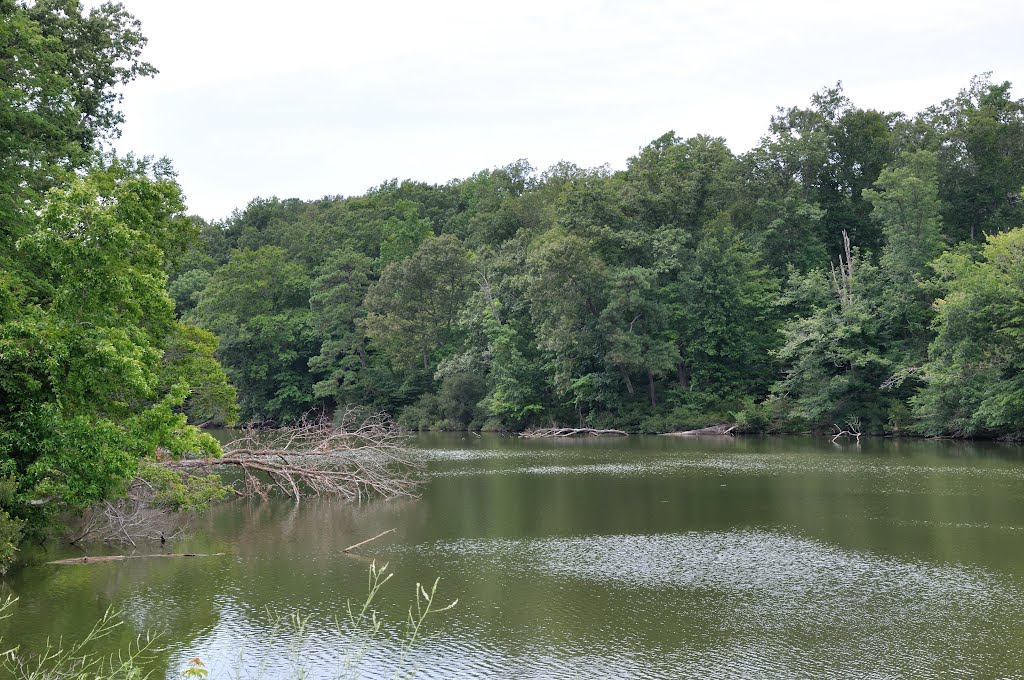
[3,434,1024,678]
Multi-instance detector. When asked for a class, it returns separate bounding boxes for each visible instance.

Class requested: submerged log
[48,552,225,565]
[520,427,628,438]
[663,424,737,436]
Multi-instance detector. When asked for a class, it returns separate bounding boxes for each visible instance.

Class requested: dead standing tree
[168,410,422,503]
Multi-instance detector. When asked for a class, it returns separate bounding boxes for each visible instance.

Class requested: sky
[108,0,1024,220]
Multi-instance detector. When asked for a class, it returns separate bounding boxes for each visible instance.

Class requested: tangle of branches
[167,409,422,503]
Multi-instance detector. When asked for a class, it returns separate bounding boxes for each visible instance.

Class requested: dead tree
[67,410,421,547]
[167,409,422,503]
[68,479,191,547]
[520,427,628,438]
[830,421,862,444]
[830,230,855,308]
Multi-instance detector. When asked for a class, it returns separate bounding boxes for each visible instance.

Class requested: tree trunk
[677,360,689,389]
[647,370,657,409]
[619,365,634,395]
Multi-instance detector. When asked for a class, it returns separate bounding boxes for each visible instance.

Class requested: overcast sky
[109,0,1024,220]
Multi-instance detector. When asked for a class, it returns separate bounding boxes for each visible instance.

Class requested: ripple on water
[416,530,1024,679]
[429,452,1024,496]
[166,530,1024,678]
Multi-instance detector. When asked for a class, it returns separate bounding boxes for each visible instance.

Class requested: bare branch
[343,528,397,553]
[167,410,422,503]
[520,427,628,438]
[830,420,862,444]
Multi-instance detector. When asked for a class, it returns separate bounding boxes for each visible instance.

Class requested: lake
[3,433,1024,678]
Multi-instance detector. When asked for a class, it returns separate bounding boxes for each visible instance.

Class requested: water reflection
[3,433,1024,678]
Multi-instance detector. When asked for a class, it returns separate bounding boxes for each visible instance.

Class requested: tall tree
[307,248,373,408]
[0,0,155,242]
[667,214,779,403]
[919,74,1024,241]
[363,235,473,378]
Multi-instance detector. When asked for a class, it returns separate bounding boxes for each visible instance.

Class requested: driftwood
[831,422,862,444]
[343,528,396,553]
[167,410,422,503]
[520,427,628,439]
[48,552,225,565]
[664,424,737,436]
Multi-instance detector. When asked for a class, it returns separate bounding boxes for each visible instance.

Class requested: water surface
[3,434,1024,678]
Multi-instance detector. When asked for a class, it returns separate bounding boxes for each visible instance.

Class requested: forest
[171,77,1024,441]
[3,0,1024,571]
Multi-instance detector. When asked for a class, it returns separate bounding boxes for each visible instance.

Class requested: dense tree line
[173,76,1024,440]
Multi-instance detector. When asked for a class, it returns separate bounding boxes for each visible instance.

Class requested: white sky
[109,0,1024,220]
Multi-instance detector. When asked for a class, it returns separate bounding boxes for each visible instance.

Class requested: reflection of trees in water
[197,494,426,556]
[0,495,427,677]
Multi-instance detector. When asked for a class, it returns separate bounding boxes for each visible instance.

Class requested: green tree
[364,234,473,381]
[0,162,219,565]
[771,234,894,432]
[378,199,435,266]
[191,246,315,422]
[525,228,612,416]
[863,150,945,387]
[307,248,373,408]
[0,0,155,242]
[667,214,779,404]
[919,74,1024,241]
[745,84,897,257]
[159,322,239,426]
[912,228,1024,437]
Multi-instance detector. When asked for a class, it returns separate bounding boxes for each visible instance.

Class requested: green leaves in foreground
[0,160,228,569]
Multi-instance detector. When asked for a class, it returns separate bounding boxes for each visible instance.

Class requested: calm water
[3,434,1024,678]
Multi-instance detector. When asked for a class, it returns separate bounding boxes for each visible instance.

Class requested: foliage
[190,246,315,423]
[169,77,1024,439]
[0,161,224,568]
[136,461,229,513]
[912,228,1024,438]
[0,0,156,239]
[0,0,239,567]
[0,597,160,679]
[159,322,239,426]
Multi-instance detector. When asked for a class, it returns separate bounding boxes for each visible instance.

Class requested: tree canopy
[170,76,1024,439]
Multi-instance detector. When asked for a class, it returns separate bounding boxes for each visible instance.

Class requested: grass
[0,561,456,679]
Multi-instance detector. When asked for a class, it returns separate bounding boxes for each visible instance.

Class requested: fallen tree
[520,427,628,438]
[663,424,737,436]
[65,410,421,546]
[167,410,421,502]
[830,421,862,444]
[49,553,225,565]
